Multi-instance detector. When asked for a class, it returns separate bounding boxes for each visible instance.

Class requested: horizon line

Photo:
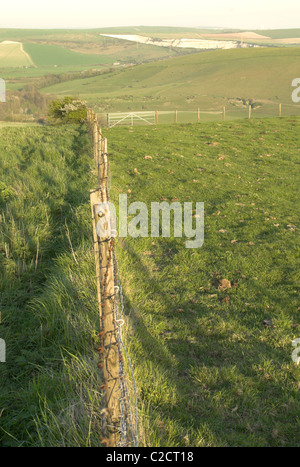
[0,25,299,31]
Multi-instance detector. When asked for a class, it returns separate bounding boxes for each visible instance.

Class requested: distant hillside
[0,28,193,75]
[0,41,34,67]
[1,26,300,75]
[23,43,113,67]
[256,29,300,39]
[41,47,300,112]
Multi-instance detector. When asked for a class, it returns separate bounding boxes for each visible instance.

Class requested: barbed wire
[88,109,138,447]
[113,249,139,447]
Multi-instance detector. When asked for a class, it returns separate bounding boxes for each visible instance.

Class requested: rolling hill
[41,47,300,112]
[23,43,114,67]
[0,41,34,67]
[0,28,190,75]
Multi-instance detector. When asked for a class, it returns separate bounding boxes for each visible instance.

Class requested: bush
[48,97,88,123]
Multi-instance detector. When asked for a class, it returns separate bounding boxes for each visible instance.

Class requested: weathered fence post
[197,108,200,123]
[175,109,178,124]
[90,187,121,447]
[88,109,127,447]
[249,105,252,120]
[94,115,98,163]
[155,110,159,125]
[279,103,282,117]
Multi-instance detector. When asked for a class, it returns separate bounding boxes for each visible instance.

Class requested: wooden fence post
[155,110,159,125]
[249,105,252,120]
[89,111,124,447]
[223,107,226,121]
[94,116,98,163]
[90,188,121,447]
[175,109,178,124]
[279,103,282,117]
[197,108,200,123]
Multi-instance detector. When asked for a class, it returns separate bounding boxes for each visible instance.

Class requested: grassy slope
[23,43,114,67]
[0,43,32,68]
[0,115,299,447]
[41,47,300,112]
[0,28,183,77]
[257,29,300,39]
[1,27,300,90]
[105,117,300,447]
[0,124,103,446]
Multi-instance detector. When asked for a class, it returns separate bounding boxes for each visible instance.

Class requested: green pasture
[0,115,299,447]
[41,47,300,113]
[23,43,114,68]
[0,42,33,68]
[104,117,300,447]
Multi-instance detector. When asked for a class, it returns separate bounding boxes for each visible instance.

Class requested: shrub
[48,97,88,123]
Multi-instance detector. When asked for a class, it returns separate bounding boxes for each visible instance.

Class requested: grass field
[1,26,300,85]
[41,47,300,113]
[1,27,300,124]
[23,43,115,67]
[0,124,105,446]
[0,42,33,68]
[256,29,300,39]
[98,106,300,128]
[0,28,186,75]
[103,117,300,447]
[0,108,299,446]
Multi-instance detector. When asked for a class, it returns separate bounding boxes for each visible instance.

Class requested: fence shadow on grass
[119,238,299,447]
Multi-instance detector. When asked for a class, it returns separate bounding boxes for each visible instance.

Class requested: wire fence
[98,103,300,127]
[87,99,300,445]
[87,109,138,447]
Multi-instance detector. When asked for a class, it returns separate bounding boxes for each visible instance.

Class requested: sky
[0,0,299,30]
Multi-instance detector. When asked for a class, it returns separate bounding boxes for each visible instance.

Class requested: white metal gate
[107,111,155,128]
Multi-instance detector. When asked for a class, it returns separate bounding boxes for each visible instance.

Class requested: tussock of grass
[0,124,103,446]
